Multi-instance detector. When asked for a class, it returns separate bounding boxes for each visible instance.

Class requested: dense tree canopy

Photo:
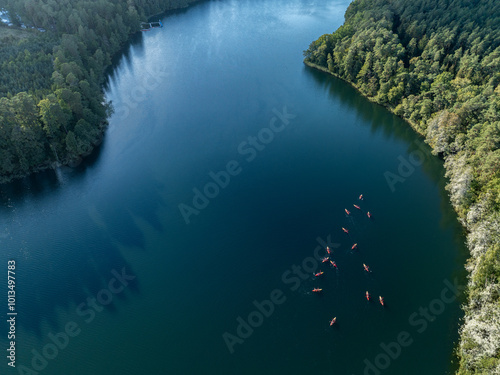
[305,1,500,373]
[0,0,197,181]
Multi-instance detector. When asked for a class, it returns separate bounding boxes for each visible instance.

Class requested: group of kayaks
[312,194,384,326]
[344,196,372,218]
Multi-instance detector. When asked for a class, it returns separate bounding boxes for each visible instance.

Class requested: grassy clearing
[0,25,34,43]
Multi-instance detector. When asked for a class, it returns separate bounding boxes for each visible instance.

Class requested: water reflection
[0,158,171,337]
[303,65,462,211]
[303,63,468,279]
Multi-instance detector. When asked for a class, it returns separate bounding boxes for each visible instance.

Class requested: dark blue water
[0,1,467,374]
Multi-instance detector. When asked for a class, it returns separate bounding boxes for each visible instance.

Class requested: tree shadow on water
[302,64,468,256]
[0,0,209,344]
[303,65,452,197]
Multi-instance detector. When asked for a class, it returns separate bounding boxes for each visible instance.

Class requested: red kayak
[366,291,370,301]
[322,257,329,263]
[351,243,358,250]
[314,271,324,277]
[326,246,331,254]
[329,317,337,326]
[363,263,370,272]
[312,288,322,293]
[353,204,361,209]
[345,209,351,215]
[330,260,337,268]
[359,194,363,200]
[342,227,349,233]
[379,296,384,306]
[367,212,372,218]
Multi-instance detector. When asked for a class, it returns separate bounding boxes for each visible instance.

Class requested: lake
[0,0,468,374]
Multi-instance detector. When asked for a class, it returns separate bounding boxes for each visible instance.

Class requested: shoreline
[304,58,496,373]
[0,1,202,186]
[303,61,424,137]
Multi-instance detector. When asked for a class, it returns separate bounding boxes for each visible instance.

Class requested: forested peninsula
[0,0,197,182]
[304,0,500,373]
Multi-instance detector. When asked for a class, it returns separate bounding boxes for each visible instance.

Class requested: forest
[304,0,500,373]
[0,0,197,181]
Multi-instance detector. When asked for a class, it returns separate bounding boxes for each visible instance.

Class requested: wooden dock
[140,20,163,31]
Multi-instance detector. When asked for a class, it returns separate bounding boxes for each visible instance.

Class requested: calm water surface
[0,1,467,374]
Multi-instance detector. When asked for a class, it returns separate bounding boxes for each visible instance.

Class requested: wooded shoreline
[304,0,500,372]
[0,0,201,184]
